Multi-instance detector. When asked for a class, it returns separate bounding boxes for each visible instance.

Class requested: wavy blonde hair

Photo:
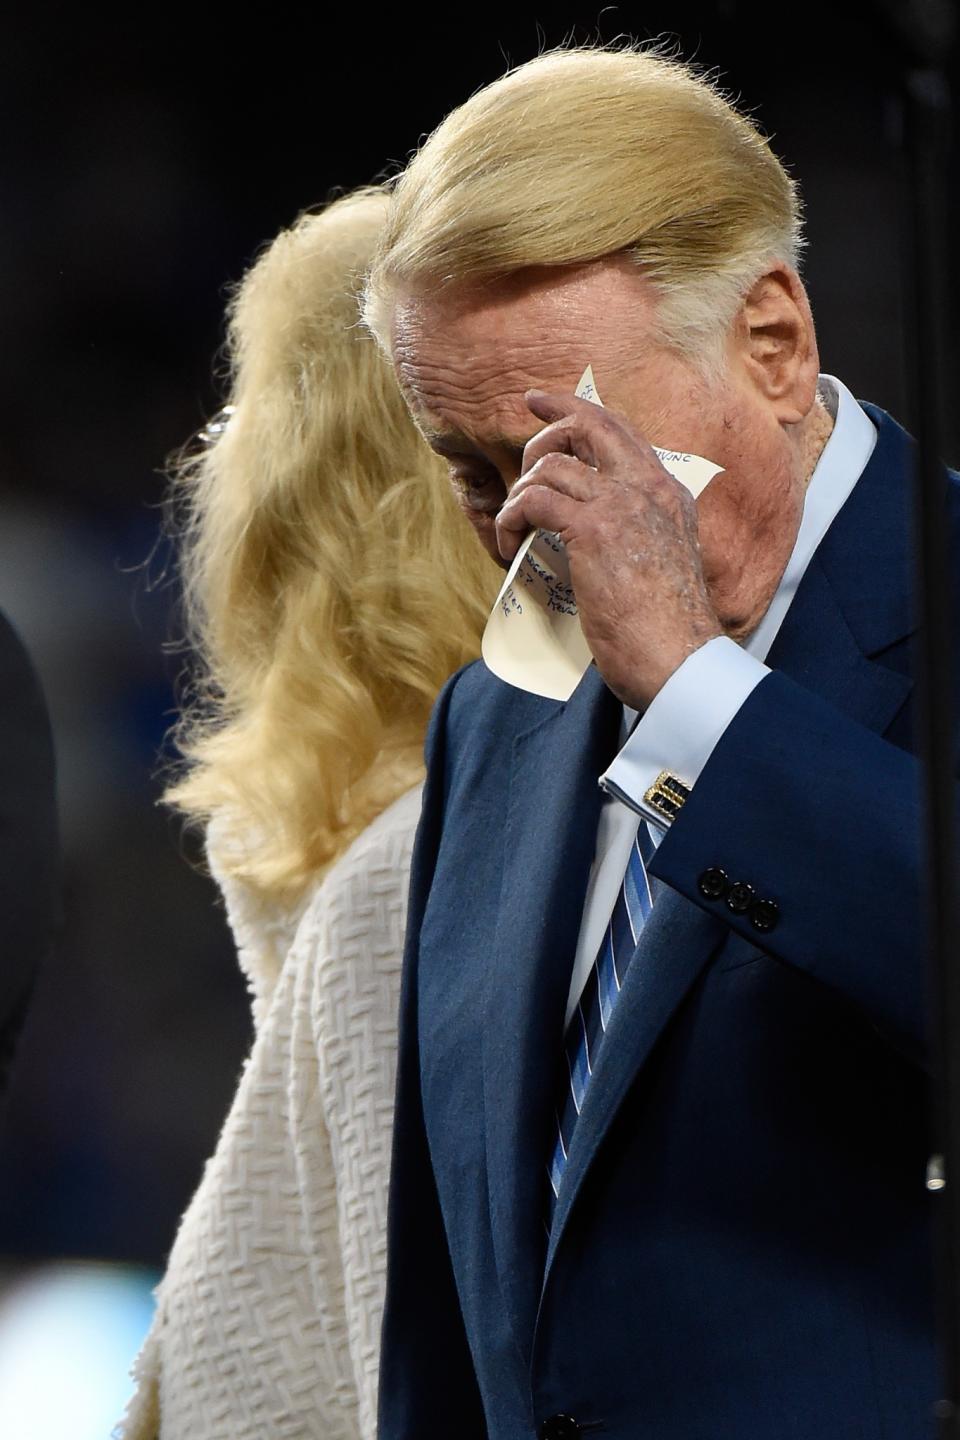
[364,45,803,373]
[165,188,499,901]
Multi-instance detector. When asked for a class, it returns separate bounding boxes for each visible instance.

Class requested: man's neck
[797,398,836,489]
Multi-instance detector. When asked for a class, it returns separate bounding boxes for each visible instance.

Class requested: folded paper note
[481,365,723,702]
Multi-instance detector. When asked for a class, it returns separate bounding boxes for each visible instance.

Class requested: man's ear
[735,265,820,423]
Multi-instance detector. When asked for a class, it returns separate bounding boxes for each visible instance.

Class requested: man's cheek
[462,507,508,569]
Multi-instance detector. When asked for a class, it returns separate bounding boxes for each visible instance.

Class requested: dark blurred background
[0,0,955,1423]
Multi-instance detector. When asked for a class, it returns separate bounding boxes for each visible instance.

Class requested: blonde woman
[116,188,498,1440]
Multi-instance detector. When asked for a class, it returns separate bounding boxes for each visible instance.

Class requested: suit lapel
[813,402,915,662]
[767,549,912,733]
[482,665,620,1365]
[767,403,915,730]
[543,885,727,1277]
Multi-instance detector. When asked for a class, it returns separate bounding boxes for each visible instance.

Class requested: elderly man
[364,47,953,1439]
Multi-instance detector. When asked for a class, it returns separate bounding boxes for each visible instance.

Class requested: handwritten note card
[480,365,724,702]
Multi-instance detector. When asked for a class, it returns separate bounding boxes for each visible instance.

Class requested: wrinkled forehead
[389,259,659,439]
[391,257,656,354]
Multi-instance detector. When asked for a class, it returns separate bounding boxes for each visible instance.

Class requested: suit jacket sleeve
[0,611,58,1097]
[377,672,488,1440]
[649,667,939,1064]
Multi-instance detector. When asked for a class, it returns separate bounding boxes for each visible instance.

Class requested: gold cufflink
[643,770,691,823]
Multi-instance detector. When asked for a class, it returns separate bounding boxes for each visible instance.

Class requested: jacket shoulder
[433,658,561,764]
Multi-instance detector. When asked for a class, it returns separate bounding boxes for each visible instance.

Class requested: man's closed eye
[450,467,508,514]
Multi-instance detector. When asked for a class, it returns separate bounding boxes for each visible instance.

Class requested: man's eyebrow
[418,429,471,456]
[418,426,527,460]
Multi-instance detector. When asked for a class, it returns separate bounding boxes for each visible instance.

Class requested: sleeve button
[698,867,729,900]
[749,898,780,933]
[726,881,756,914]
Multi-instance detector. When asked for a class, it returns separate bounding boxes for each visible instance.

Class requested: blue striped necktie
[547,821,656,1220]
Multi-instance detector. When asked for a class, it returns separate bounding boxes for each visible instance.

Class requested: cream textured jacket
[116,784,422,1440]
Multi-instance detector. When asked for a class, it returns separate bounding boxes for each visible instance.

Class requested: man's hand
[496,390,723,710]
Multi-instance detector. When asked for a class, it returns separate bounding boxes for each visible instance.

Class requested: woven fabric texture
[115,783,422,1440]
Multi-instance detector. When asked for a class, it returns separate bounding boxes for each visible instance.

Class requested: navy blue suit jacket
[380,406,954,1439]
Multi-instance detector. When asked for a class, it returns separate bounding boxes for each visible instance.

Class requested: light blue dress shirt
[564,375,877,1026]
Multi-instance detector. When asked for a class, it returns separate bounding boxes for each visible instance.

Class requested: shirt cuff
[599,636,770,825]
